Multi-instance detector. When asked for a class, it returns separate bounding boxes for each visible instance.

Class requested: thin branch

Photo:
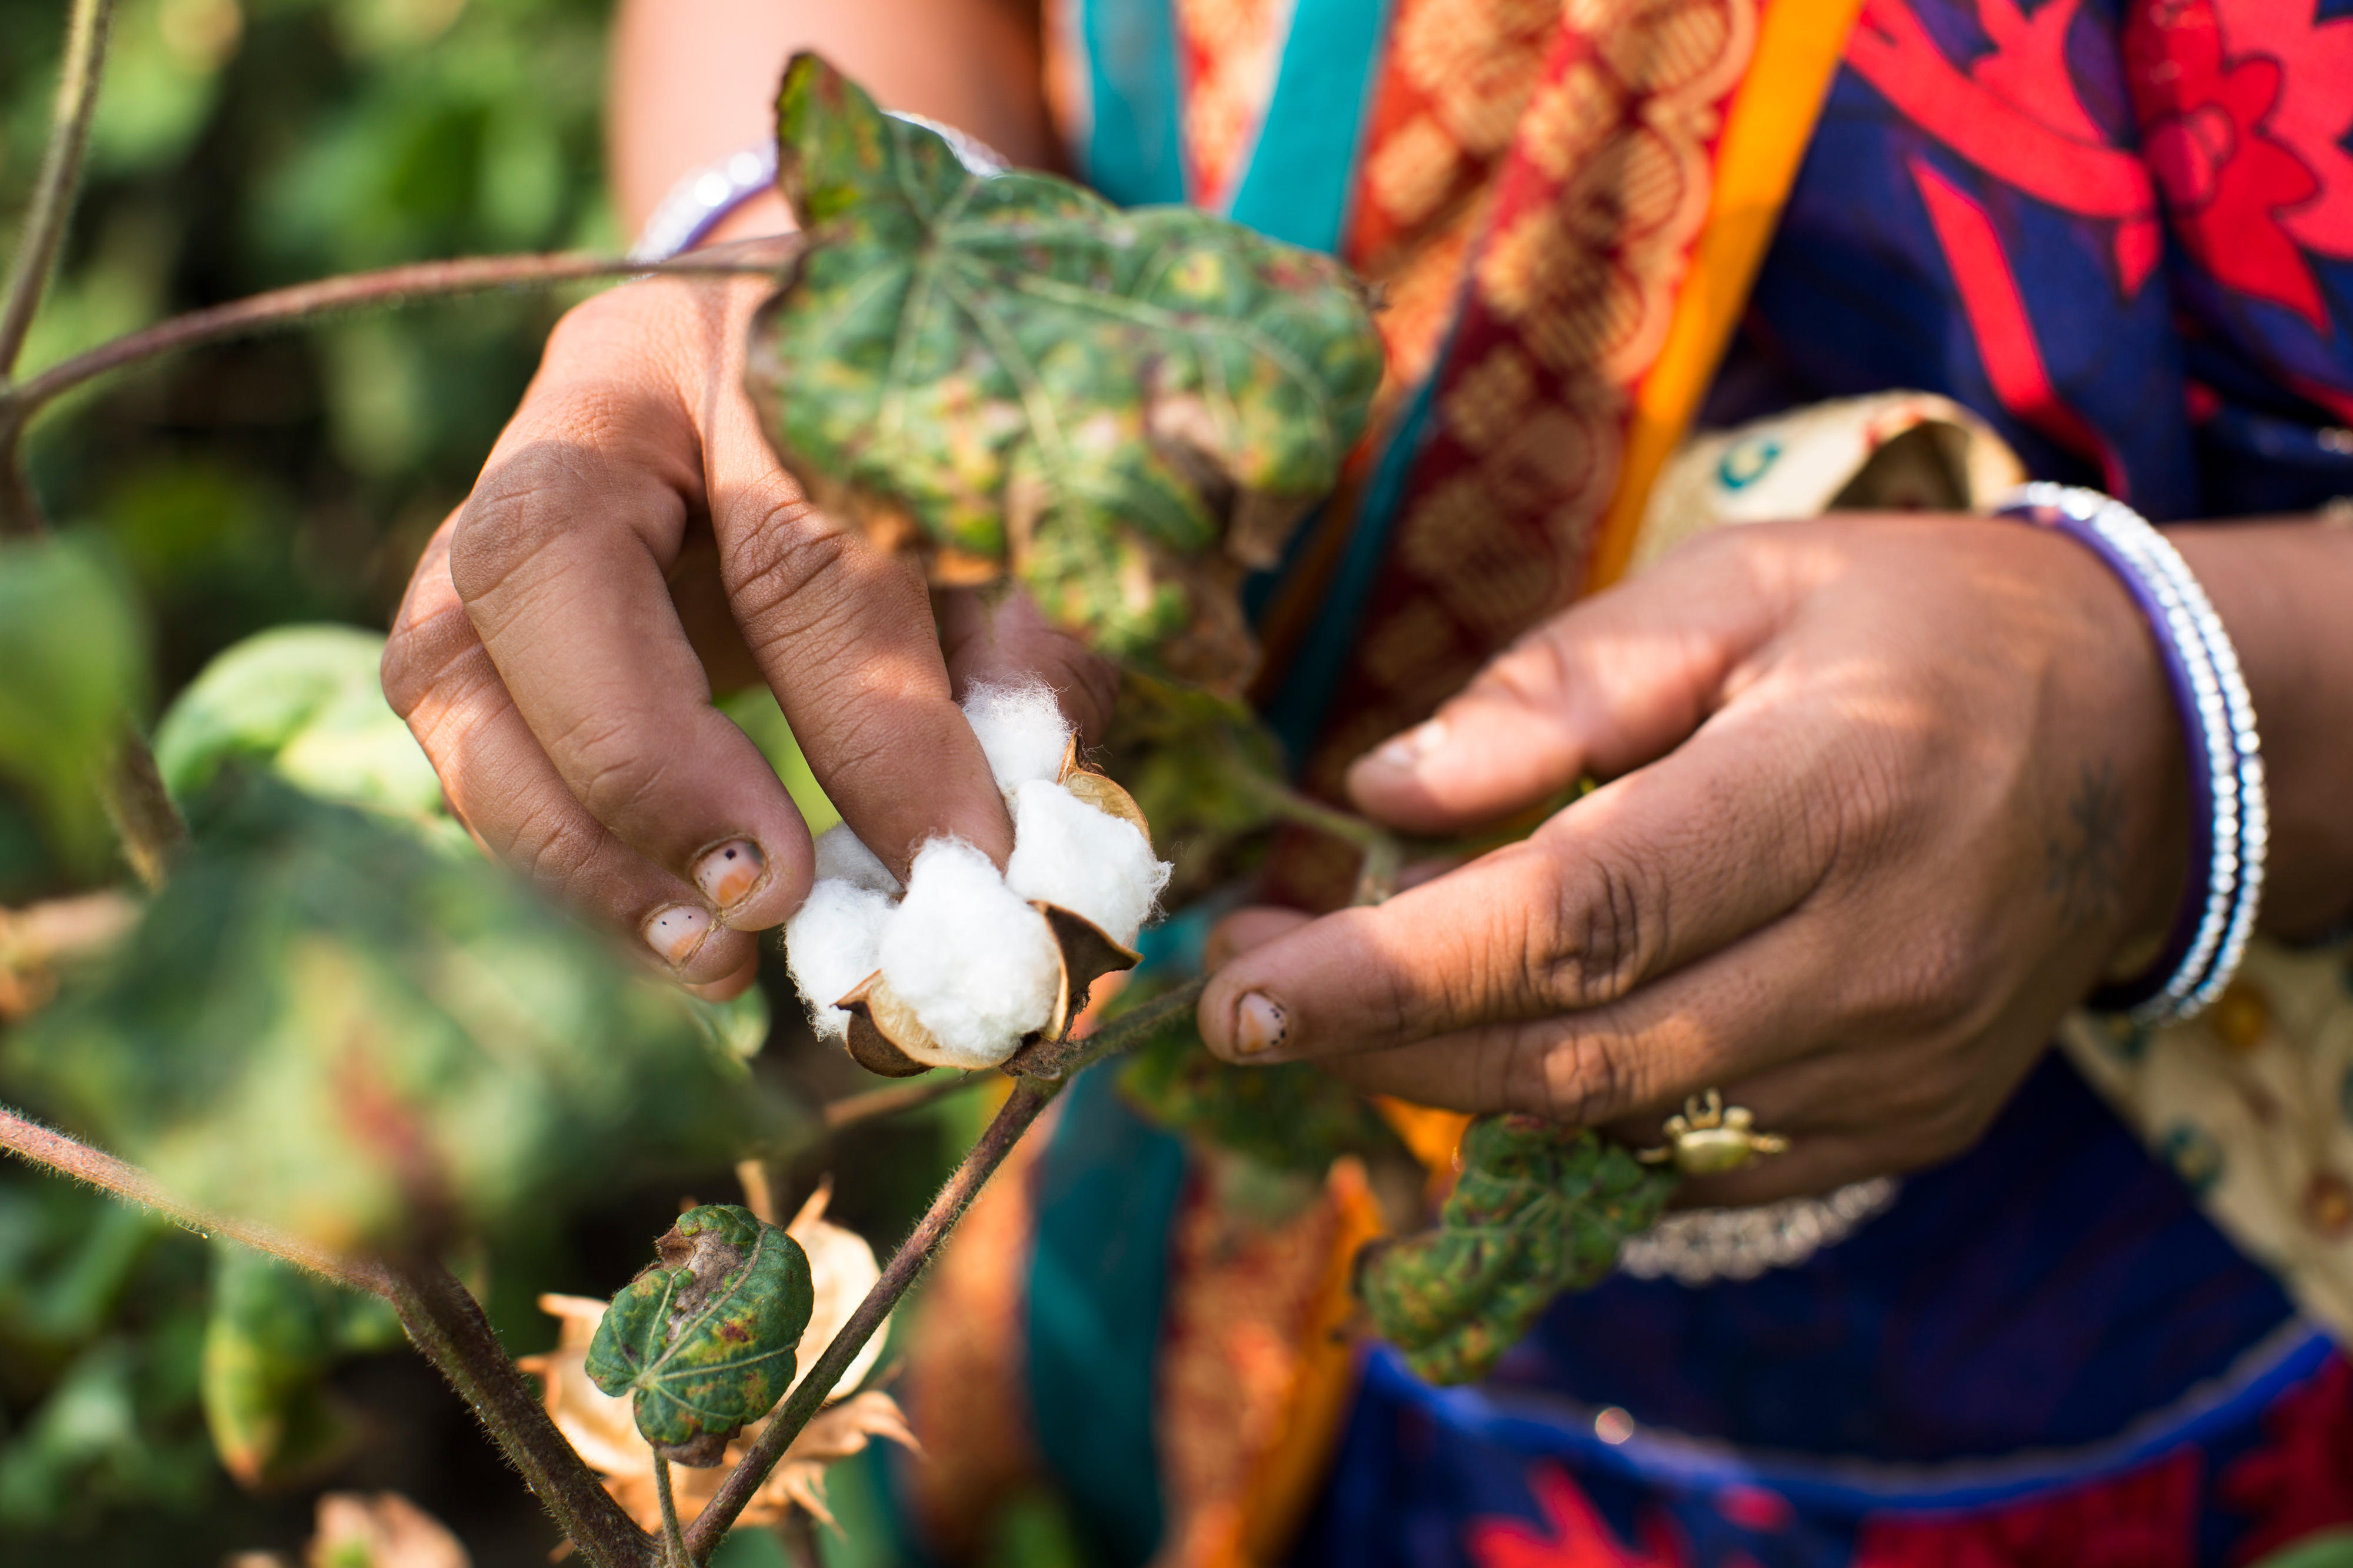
[2,249,795,421]
[0,0,118,381]
[686,980,1207,1554]
[684,1074,1055,1557]
[654,1457,691,1568]
[1229,769,1395,851]
[381,1256,653,1568]
[821,1070,984,1132]
[0,1100,384,1293]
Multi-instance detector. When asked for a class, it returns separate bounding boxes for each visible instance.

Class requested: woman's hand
[382,251,1112,997]
[1198,515,2195,1203]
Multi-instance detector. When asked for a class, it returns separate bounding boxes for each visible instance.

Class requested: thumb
[1345,535,1791,834]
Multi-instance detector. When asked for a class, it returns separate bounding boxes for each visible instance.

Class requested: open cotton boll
[784,880,895,1041]
[961,681,1072,794]
[812,822,902,895]
[1003,779,1171,948]
[878,839,1060,1067]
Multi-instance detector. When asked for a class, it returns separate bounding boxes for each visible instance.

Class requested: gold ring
[1634,1089,1790,1176]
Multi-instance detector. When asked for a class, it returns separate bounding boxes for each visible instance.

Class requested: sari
[892,2,2353,1563]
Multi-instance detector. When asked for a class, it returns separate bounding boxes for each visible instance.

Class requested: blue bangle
[1995,483,2265,1025]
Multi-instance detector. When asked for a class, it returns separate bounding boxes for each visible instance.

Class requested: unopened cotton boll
[878,838,1060,1068]
[784,880,895,1041]
[961,681,1072,794]
[1002,780,1170,949]
[811,823,901,895]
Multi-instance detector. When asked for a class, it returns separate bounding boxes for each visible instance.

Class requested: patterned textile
[1731,0,2353,523]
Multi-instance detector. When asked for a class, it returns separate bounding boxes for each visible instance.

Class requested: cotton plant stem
[1229,768,1394,851]
[0,1101,387,1293]
[819,1069,984,1132]
[0,0,118,383]
[684,1075,1054,1556]
[0,249,794,426]
[686,983,1206,1554]
[654,1457,691,1568]
[382,1256,653,1568]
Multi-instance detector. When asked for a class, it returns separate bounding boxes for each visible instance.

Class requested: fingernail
[1371,718,1448,771]
[694,839,765,911]
[644,905,714,966]
[1234,992,1288,1056]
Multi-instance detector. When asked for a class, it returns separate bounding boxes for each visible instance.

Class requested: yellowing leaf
[746,54,1382,690]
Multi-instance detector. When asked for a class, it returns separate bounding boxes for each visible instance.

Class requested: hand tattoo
[2046,760,2125,929]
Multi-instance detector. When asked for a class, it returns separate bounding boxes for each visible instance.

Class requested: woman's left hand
[1197,513,2193,1203]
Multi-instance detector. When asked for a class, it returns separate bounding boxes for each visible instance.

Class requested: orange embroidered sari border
[1581,0,1870,592]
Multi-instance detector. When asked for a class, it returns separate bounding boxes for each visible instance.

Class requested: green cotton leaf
[585,1203,814,1465]
[154,625,455,848]
[0,533,149,872]
[7,776,795,1255]
[1359,1116,1677,1386]
[746,54,1383,691]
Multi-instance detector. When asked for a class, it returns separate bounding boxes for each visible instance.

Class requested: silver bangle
[629,114,1008,264]
[1998,482,2265,1025]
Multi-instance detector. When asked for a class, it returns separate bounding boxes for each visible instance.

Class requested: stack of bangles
[1997,482,2267,1027]
[634,146,2264,1032]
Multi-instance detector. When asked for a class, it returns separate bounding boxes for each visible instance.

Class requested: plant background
[0,4,1085,1561]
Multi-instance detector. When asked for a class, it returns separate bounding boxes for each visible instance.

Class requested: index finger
[1198,699,1835,1064]
[684,281,1018,875]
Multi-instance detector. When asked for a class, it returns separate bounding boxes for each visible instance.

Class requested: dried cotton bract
[780,682,1171,1075]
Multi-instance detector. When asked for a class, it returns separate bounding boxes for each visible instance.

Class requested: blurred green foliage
[0,531,149,875]
[1,0,618,865]
[9,775,795,1255]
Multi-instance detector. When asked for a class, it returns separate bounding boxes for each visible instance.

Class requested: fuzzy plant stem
[654,1456,692,1568]
[0,0,117,384]
[820,1069,984,1132]
[684,1072,1055,1557]
[3,250,791,425]
[685,979,1208,1557]
[382,1256,653,1568]
[0,1100,386,1293]
[0,0,116,534]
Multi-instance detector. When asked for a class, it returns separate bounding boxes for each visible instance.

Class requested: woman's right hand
[381,245,1114,996]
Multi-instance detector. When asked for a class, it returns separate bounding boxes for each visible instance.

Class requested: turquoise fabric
[1220,0,1393,251]
[1025,1063,1189,1567]
[1075,0,1186,205]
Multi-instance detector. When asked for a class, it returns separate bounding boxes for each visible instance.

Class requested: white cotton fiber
[961,681,1072,794]
[811,823,902,895]
[878,838,1061,1068]
[1003,779,1170,949]
[784,880,895,1041]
